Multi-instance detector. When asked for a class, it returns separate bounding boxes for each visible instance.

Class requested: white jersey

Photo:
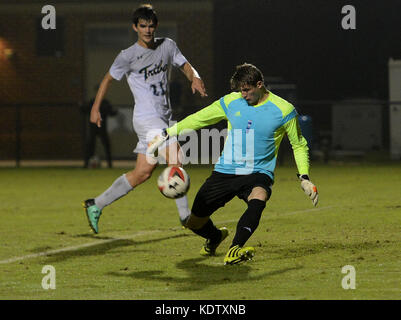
[109,37,187,121]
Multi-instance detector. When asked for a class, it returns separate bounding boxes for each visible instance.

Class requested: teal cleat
[180,215,189,229]
[82,199,102,234]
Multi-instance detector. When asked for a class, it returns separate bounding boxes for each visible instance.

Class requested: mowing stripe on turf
[0,206,333,265]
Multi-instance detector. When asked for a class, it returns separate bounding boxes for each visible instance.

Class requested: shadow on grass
[267,240,386,260]
[107,257,302,292]
[72,234,119,240]
[38,233,189,263]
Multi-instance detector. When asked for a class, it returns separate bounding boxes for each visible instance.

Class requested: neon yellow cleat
[224,245,255,265]
[199,227,229,256]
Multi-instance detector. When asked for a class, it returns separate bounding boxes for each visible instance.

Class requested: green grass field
[0,162,400,300]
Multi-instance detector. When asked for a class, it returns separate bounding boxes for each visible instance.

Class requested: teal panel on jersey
[166,90,309,180]
[214,91,303,181]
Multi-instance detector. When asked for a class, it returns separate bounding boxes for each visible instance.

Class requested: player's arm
[90,72,114,127]
[284,116,318,206]
[168,99,226,135]
[180,62,207,97]
[284,116,310,175]
[147,100,226,155]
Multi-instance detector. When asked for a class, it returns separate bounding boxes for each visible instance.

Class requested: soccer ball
[157,166,190,199]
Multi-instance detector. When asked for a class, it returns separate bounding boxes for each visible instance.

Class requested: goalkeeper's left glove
[297,174,318,207]
[146,129,169,157]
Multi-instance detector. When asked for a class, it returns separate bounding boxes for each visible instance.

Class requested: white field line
[0,206,334,265]
[0,230,160,265]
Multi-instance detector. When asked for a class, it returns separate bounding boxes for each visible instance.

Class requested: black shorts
[191,171,273,217]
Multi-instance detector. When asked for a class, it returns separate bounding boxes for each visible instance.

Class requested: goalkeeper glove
[146,128,169,157]
[297,174,318,207]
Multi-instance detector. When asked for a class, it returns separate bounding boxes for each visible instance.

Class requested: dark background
[1,0,400,162]
[214,0,401,100]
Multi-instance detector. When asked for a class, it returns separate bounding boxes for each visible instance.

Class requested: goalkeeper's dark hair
[132,4,158,26]
[230,63,264,91]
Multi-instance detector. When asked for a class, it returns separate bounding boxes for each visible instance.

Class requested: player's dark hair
[230,63,264,91]
[132,4,158,26]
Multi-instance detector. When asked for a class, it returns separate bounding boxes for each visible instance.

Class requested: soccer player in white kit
[83,4,207,233]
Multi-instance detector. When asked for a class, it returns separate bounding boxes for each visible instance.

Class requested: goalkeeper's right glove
[146,128,169,157]
[297,174,319,207]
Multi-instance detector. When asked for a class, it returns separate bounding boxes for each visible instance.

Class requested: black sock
[231,199,266,248]
[190,219,222,244]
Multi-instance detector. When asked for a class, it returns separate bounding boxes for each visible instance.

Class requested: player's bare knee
[135,168,153,183]
[247,186,269,202]
[126,168,152,186]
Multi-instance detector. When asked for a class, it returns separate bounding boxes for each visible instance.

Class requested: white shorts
[132,116,178,154]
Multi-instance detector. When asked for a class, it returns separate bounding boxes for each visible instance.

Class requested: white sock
[95,174,133,210]
[175,195,191,222]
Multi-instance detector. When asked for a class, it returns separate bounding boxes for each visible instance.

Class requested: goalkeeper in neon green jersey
[147,63,318,265]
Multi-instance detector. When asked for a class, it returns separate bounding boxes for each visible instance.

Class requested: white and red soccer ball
[157,166,190,199]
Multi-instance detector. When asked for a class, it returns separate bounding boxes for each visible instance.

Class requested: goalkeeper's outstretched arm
[284,116,319,206]
[146,99,226,156]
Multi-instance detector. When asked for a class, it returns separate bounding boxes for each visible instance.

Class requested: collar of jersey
[135,38,163,51]
[250,91,271,108]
